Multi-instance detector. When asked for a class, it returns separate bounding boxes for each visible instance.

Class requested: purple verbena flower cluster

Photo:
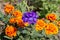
[22,11,38,24]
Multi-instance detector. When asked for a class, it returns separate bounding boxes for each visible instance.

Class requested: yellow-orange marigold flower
[5,25,17,37]
[9,18,16,24]
[46,13,56,21]
[13,10,22,18]
[35,19,46,31]
[16,19,29,28]
[45,23,58,35]
[4,4,14,13]
[16,19,25,28]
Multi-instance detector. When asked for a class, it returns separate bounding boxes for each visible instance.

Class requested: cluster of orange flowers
[35,13,59,35]
[4,4,29,37]
[35,20,58,35]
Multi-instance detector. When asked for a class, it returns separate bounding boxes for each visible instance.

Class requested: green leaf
[19,36,24,40]
[4,36,12,39]
[17,38,21,40]
[17,31,21,36]
[22,30,30,35]
[0,11,4,18]
[2,15,11,23]
[30,30,44,38]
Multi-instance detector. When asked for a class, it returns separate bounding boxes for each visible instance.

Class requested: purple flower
[22,11,38,24]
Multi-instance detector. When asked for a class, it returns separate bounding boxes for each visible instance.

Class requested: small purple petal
[22,17,28,22]
[33,18,37,22]
[35,15,38,18]
[28,17,33,21]
[29,13,32,17]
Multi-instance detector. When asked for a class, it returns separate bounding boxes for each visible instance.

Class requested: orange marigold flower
[45,23,58,35]
[16,19,25,28]
[35,19,46,31]
[9,18,16,24]
[4,4,14,13]
[5,25,17,37]
[46,13,56,21]
[16,19,29,28]
[13,10,22,18]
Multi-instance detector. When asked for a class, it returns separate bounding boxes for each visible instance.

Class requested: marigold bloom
[5,25,17,37]
[4,4,14,13]
[16,19,29,28]
[13,10,22,18]
[35,19,46,31]
[9,18,16,24]
[16,19,25,28]
[45,23,58,35]
[46,13,56,21]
